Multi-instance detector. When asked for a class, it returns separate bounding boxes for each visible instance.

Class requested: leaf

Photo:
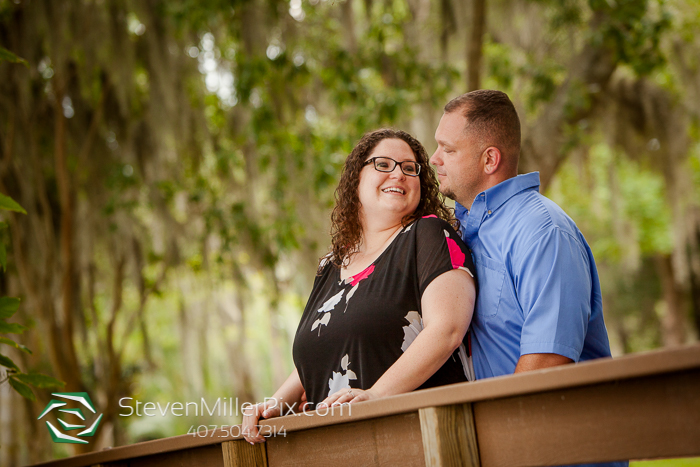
[0,321,26,334]
[0,353,20,371]
[0,337,32,354]
[9,377,35,401]
[0,297,21,319]
[0,194,27,214]
[0,47,29,67]
[341,354,349,371]
[14,373,65,389]
[346,369,357,380]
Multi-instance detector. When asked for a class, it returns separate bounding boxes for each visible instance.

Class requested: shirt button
[488,210,492,215]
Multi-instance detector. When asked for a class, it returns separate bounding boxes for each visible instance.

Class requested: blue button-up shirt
[457,172,613,380]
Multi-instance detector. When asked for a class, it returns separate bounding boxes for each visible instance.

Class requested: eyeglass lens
[372,157,420,176]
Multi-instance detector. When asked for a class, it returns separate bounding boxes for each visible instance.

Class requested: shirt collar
[455,172,540,215]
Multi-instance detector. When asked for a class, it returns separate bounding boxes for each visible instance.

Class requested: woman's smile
[358,138,421,221]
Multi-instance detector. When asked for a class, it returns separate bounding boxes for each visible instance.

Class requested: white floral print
[327,354,357,397]
[401,311,423,352]
[312,289,345,335]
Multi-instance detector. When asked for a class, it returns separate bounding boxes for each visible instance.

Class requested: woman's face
[357,138,421,225]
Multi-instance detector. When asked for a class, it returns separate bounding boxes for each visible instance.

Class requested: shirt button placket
[466,196,485,243]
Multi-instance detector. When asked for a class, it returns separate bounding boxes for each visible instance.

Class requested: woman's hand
[319,387,378,408]
[241,369,305,444]
[242,399,281,444]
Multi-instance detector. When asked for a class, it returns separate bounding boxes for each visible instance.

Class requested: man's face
[430,111,484,208]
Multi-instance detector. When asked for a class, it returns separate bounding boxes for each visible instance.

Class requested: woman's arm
[242,368,305,443]
[320,268,475,406]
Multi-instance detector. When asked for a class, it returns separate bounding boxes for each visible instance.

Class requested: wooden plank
[266,412,424,467]
[251,344,700,437]
[127,444,225,467]
[222,440,268,467]
[27,346,700,467]
[475,369,700,467]
[419,403,480,467]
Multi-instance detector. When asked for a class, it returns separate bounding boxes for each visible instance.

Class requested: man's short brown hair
[444,90,521,170]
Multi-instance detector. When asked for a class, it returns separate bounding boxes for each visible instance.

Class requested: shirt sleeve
[515,227,591,362]
[415,217,476,297]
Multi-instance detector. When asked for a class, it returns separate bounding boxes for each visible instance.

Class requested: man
[431,90,626,467]
[431,89,614,377]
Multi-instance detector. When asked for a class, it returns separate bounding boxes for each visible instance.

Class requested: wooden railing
[30,345,700,467]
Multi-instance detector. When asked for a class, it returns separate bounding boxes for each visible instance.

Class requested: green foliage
[631,458,700,467]
[0,296,20,319]
[0,320,26,334]
[1,0,699,454]
[0,193,27,213]
[0,353,19,371]
[0,194,64,400]
[8,377,35,400]
[13,373,65,389]
[0,337,31,354]
[590,0,671,75]
[0,45,28,67]
[547,142,678,352]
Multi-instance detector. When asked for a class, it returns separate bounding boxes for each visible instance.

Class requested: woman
[243,129,476,443]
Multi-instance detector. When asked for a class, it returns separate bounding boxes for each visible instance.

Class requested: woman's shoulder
[316,253,336,276]
[412,215,460,237]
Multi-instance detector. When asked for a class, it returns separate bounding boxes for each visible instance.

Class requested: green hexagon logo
[37,392,103,444]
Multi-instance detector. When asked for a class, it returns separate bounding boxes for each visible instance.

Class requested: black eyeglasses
[363,157,421,177]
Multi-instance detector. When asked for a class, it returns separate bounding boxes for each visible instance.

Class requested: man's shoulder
[495,190,585,263]
[503,190,580,238]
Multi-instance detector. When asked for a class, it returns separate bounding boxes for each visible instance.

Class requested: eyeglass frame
[363,156,422,177]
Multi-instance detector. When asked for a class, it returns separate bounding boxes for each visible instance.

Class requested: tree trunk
[688,222,700,338]
[467,0,485,91]
[341,0,357,54]
[655,254,687,347]
[520,12,617,190]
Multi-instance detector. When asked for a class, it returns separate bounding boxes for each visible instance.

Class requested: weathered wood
[475,369,700,466]
[254,345,700,436]
[127,444,225,467]
[419,403,480,467]
[222,440,268,467]
[27,346,700,467]
[266,412,424,467]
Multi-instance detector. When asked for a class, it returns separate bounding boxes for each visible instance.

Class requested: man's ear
[482,147,502,175]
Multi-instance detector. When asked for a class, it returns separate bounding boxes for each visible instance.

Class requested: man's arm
[514,353,573,373]
[515,228,594,367]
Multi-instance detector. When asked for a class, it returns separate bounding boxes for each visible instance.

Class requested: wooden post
[222,440,268,467]
[419,403,480,467]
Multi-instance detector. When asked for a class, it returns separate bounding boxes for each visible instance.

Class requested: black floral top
[292,216,477,407]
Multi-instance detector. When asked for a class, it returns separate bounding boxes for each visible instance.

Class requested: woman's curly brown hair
[325,128,458,270]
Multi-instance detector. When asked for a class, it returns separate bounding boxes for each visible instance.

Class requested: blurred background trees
[0,0,698,463]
